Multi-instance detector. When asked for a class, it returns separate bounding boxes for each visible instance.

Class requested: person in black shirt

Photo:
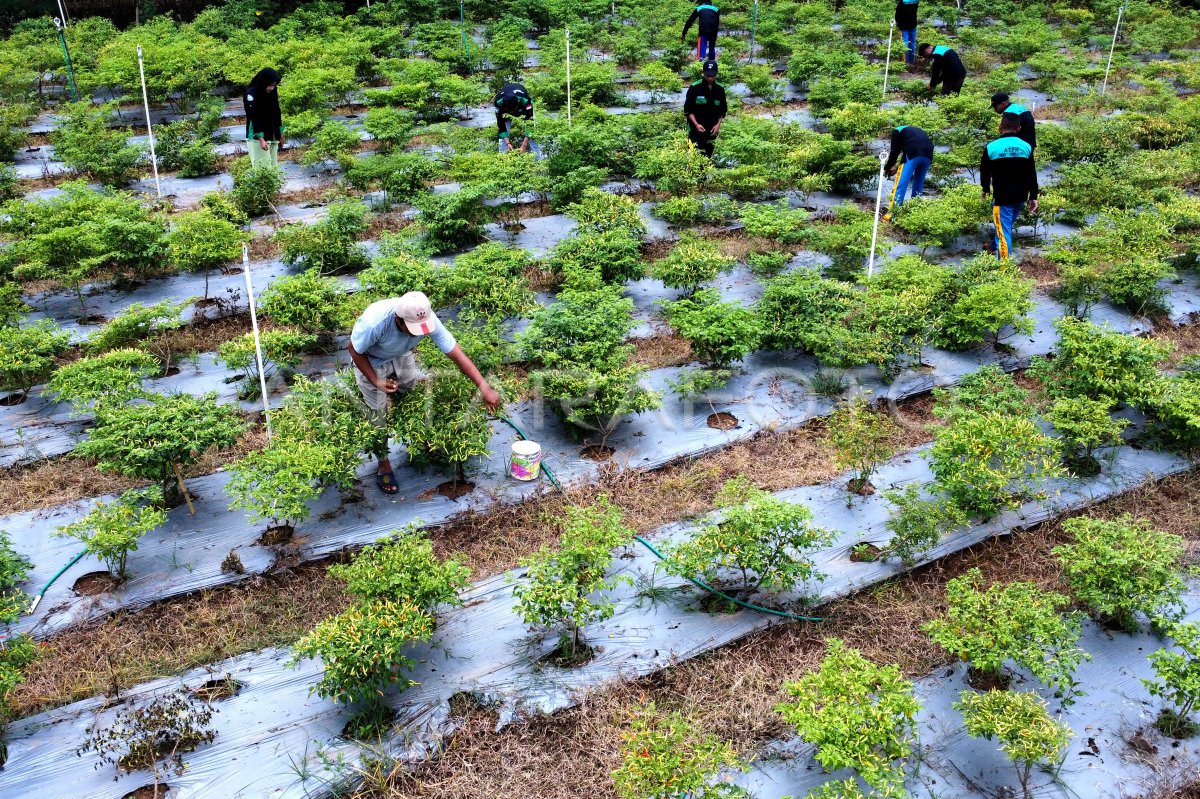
[895,0,920,66]
[244,68,284,167]
[990,92,1036,151]
[917,43,966,95]
[493,83,534,153]
[883,125,934,221]
[682,3,721,62]
[683,61,727,157]
[981,114,1039,260]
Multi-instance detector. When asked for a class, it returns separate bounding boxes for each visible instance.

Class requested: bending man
[682,3,720,62]
[883,124,934,221]
[348,292,501,494]
[493,82,534,153]
[918,43,966,95]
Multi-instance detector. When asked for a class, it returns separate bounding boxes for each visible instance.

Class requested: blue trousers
[993,204,1021,260]
[900,27,917,65]
[697,34,716,61]
[884,156,930,220]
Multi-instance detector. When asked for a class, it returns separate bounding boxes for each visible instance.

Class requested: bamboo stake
[566,28,572,126]
[1101,4,1124,95]
[173,462,196,515]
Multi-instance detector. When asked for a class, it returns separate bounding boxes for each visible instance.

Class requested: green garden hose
[26,548,87,615]
[492,414,825,623]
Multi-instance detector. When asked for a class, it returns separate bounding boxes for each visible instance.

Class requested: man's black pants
[688,127,717,157]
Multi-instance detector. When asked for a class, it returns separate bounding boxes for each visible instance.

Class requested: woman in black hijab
[244,67,283,166]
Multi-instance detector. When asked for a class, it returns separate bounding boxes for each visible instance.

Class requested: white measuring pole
[883,20,895,99]
[565,28,572,126]
[1101,4,1124,95]
[867,153,888,279]
[136,46,161,198]
[56,0,69,23]
[242,245,273,438]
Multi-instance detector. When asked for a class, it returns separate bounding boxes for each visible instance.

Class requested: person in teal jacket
[991,92,1036,151]
[682,3,720,61]
[918,43,966,94]
[980,114,1039,260]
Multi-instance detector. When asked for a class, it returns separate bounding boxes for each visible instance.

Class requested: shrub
[0,530,32,625]
[635,61,683,103]
[168,209,248,299]
[228,159,283,218]
[651,236,735,294]
[611,703,746,799]
[548,229,646,288]
[155,114,220,178]
[1054,516,1186,631]
[565,187,647,239]
[933,257,1035,350]
[199,190,248,226]
[806,204,877,280]
[0,320,70,400]
[276,200,370,276]
[227,439,345,531]
[345,150,438,202]
[661,477,835,599]
[77,392,246,507]
[777,639,919,796]
[217,329,316,399]
[662,289,761,368]
[1030,316,1172,408]
[955,690,1071,798]
[48,349,159,414]
[329,525,470,609]
[925,568,1088,701]
[656,195,736,227]
[825,396,899,495]
[259,269,357,334]
[362,106,415,151]
[55,487,166,581]
[86,299,188,356]
[737,199,809,244]
[358,237,438,300]
[1145,372,1200,452]
[2,182,167,317]
[1144,621,1200,738]
[50,101,145,185]
[301,120,360,171]
[0,635,39,734]
[635,139,714,195]
[512,497,634,663]
[437,243,535,320]
[1044,396,1130,476]
[746,251,790,276]
[269,372,387,474]
[411,186,488,254]
[79,689,217,776]
[881,485,968,567]
[742,64,784,102]
[478,151,549,222]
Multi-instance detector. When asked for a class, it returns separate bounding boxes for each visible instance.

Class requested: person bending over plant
[347,292,501,495]
[244,68,284,167]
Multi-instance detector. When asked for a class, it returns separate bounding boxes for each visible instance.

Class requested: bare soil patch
[73,572,120,596]
[706,411,739,430]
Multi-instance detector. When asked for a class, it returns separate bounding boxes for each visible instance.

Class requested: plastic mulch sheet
[734,599,1200,799]
[1,442,1190,799]
[5,272,1197,640]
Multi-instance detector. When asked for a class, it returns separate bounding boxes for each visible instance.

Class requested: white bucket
[509,440,542,481]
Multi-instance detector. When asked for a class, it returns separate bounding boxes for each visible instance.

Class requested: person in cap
[980,113,1039,261]
[883,124,934,221]
[895,0,920,66]
[990,92,1036,151]
[244,67,284,167]
[917,43,966,95]
[493,82,534,153]
[348,292,501,494]
[682,3,721,62]
[684,61,727,158]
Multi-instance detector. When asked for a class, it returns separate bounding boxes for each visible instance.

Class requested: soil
[542,641,597,669]
[849,543,883,563]
[699,591,742,614]
[194,296,223,309]
[0,393,28,406]
[1064,454,1103,478]
[580,444,616,461]
[706,411,739,430]
[190,676,242,701]
[1128,728,1160,756]
[161,366,182,378]
[436,480,476,500]
[848,477,876,496]
[122,785,171,799]
[73,571,120,596]
[257,524,295,546]
[966,666,1012,692]
[77,314,108,326]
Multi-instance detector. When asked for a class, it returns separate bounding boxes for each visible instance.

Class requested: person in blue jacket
[991,92,1036,151]
[980,114,1039,260]
[682,3,720,62]
[895,0,920,66]
[918,43,966,94]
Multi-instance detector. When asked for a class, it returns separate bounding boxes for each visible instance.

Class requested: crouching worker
[684,60,727,157]
[980,113,1038,261]
[682,2,720,62]
[883,124,934,221]
[918,43,966,95]
[244,67,284,167]
[494,82,535,154]
[348,292,501,494]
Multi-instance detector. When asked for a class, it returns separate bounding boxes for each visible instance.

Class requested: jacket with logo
[981,135,1039,206]
[684,79,727,130]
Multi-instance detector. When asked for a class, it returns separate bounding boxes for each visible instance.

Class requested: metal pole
[53,18,78,102]
[56,0,69,24]
[749,0,758,65]
[242,245,273,439]
[882,20,895,99]
[460,0,469,57]
[137,46,161,198]
[1101,4,1124,95]
[867,154,887,279]
[565,28,572,126]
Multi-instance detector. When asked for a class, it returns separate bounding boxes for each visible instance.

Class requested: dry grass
[364,471,1200,799]
[11,396,940,716]
[629,332,694,369]
[715,233,789,262]
[1154,321,1200,368]
[1018,254,1061,291]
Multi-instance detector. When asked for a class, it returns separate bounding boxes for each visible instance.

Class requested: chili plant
[1044,395,1130,476]
[825,395,899,496]
[79,689,217,776]
[0,530,32,625]
[217,329,316,400]
[55,487,167,582]
[662,289,762,368]
[227,439,345,533]
[651,235,735,295]
[611,702,747,799]
[880,485,968,568]
[329,524,470,611]
[48,348,160,414]
[0,320,70,401]
[1143,620,1200,739]
[168,208,248,299]
[955,690,1071,799]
